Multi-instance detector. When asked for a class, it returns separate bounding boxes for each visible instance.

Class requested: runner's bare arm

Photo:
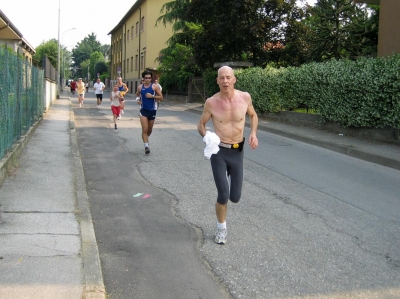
[198,100,212,138]
[154,85,163,101]
[246,94,259,149]
[135,86,141,97]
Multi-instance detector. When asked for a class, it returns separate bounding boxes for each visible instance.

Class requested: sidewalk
[0,96,105,299]
[183,102,400,171]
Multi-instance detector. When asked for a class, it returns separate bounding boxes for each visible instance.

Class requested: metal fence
[166,77,206,103]
[191,77,206,102]
[0,47,45,160]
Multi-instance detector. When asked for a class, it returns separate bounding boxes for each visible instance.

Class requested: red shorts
[111,106,121,116]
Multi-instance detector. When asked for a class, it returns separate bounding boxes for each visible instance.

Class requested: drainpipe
[138,7,141,80]
[124,23,126,80]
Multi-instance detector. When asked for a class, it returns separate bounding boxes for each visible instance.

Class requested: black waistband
[219,138,245,150]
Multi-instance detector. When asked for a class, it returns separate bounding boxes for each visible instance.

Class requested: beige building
[0,10,35,64]
[108,0,173,93]
[354,0,400,57]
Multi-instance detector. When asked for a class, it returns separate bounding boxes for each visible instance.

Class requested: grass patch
[292,108,319,114]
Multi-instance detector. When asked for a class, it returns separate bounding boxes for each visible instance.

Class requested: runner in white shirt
[93,78,106,108]
[155,79,162,92]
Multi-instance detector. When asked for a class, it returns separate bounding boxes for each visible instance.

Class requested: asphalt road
[73,91,231,299]
[73,90,400,299]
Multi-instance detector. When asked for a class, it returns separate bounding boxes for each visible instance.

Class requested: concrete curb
[262,126,400,171]
[69,98,106,299]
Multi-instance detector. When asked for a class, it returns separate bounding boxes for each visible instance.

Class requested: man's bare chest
[212,103,247,123]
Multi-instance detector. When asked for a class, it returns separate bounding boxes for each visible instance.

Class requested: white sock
[144,143,149,148]
[217,221,226,230]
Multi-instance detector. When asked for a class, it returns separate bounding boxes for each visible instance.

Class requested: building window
[127,58,129,72]
[127,30,129,42]
[136,22,139,35]
[131,26,134,39]
[141,17,145,31]
[131,56,133,71]
[135,55,138,71]
[140,53,145,70]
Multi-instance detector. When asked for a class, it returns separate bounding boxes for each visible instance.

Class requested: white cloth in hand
[203,131,220,159]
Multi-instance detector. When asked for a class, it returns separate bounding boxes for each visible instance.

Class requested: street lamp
[62,28,76,44]
[57,0,76,93]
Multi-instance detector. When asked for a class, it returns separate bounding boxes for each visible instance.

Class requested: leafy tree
[306,0,374,61]
[89,51,105,80]
[61,47,74,80]
[156,0,202,89]
[1,44,14,53]
[100,44,111,58]
[156,0,197,47]
[157,43,200,91]
[273,0,313,67]
[33,39,58,68]
[94,61,108,79]
[79,59,90,81]
[188,0,298,69]
[71,33,101,77]
[361,4,379,56]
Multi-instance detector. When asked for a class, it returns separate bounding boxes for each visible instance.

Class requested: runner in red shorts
[110,85,122,129]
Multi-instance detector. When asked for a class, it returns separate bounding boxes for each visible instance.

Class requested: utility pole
[57,0,61,95]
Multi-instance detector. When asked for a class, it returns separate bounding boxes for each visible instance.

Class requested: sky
[1,0,136,49]
[1,0,317,50]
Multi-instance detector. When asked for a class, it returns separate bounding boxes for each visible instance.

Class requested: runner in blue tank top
[140,83,158,111]
[135,71,163,155]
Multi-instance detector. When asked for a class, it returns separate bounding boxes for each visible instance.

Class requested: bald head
[217,66,236,92]
[218,66,234,77]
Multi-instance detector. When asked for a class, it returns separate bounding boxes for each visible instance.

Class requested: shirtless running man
[197,66,258,244]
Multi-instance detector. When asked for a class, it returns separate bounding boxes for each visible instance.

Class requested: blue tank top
[140,83,157,111]
[118,85,125,91]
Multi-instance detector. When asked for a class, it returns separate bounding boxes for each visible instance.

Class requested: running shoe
[121,110,124,115]
[215,228,227,244]
[145,147,150,155]
[115,124,117,130]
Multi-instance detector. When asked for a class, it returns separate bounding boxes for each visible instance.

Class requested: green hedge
[203,68,220,98]
[204,55,400,128]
